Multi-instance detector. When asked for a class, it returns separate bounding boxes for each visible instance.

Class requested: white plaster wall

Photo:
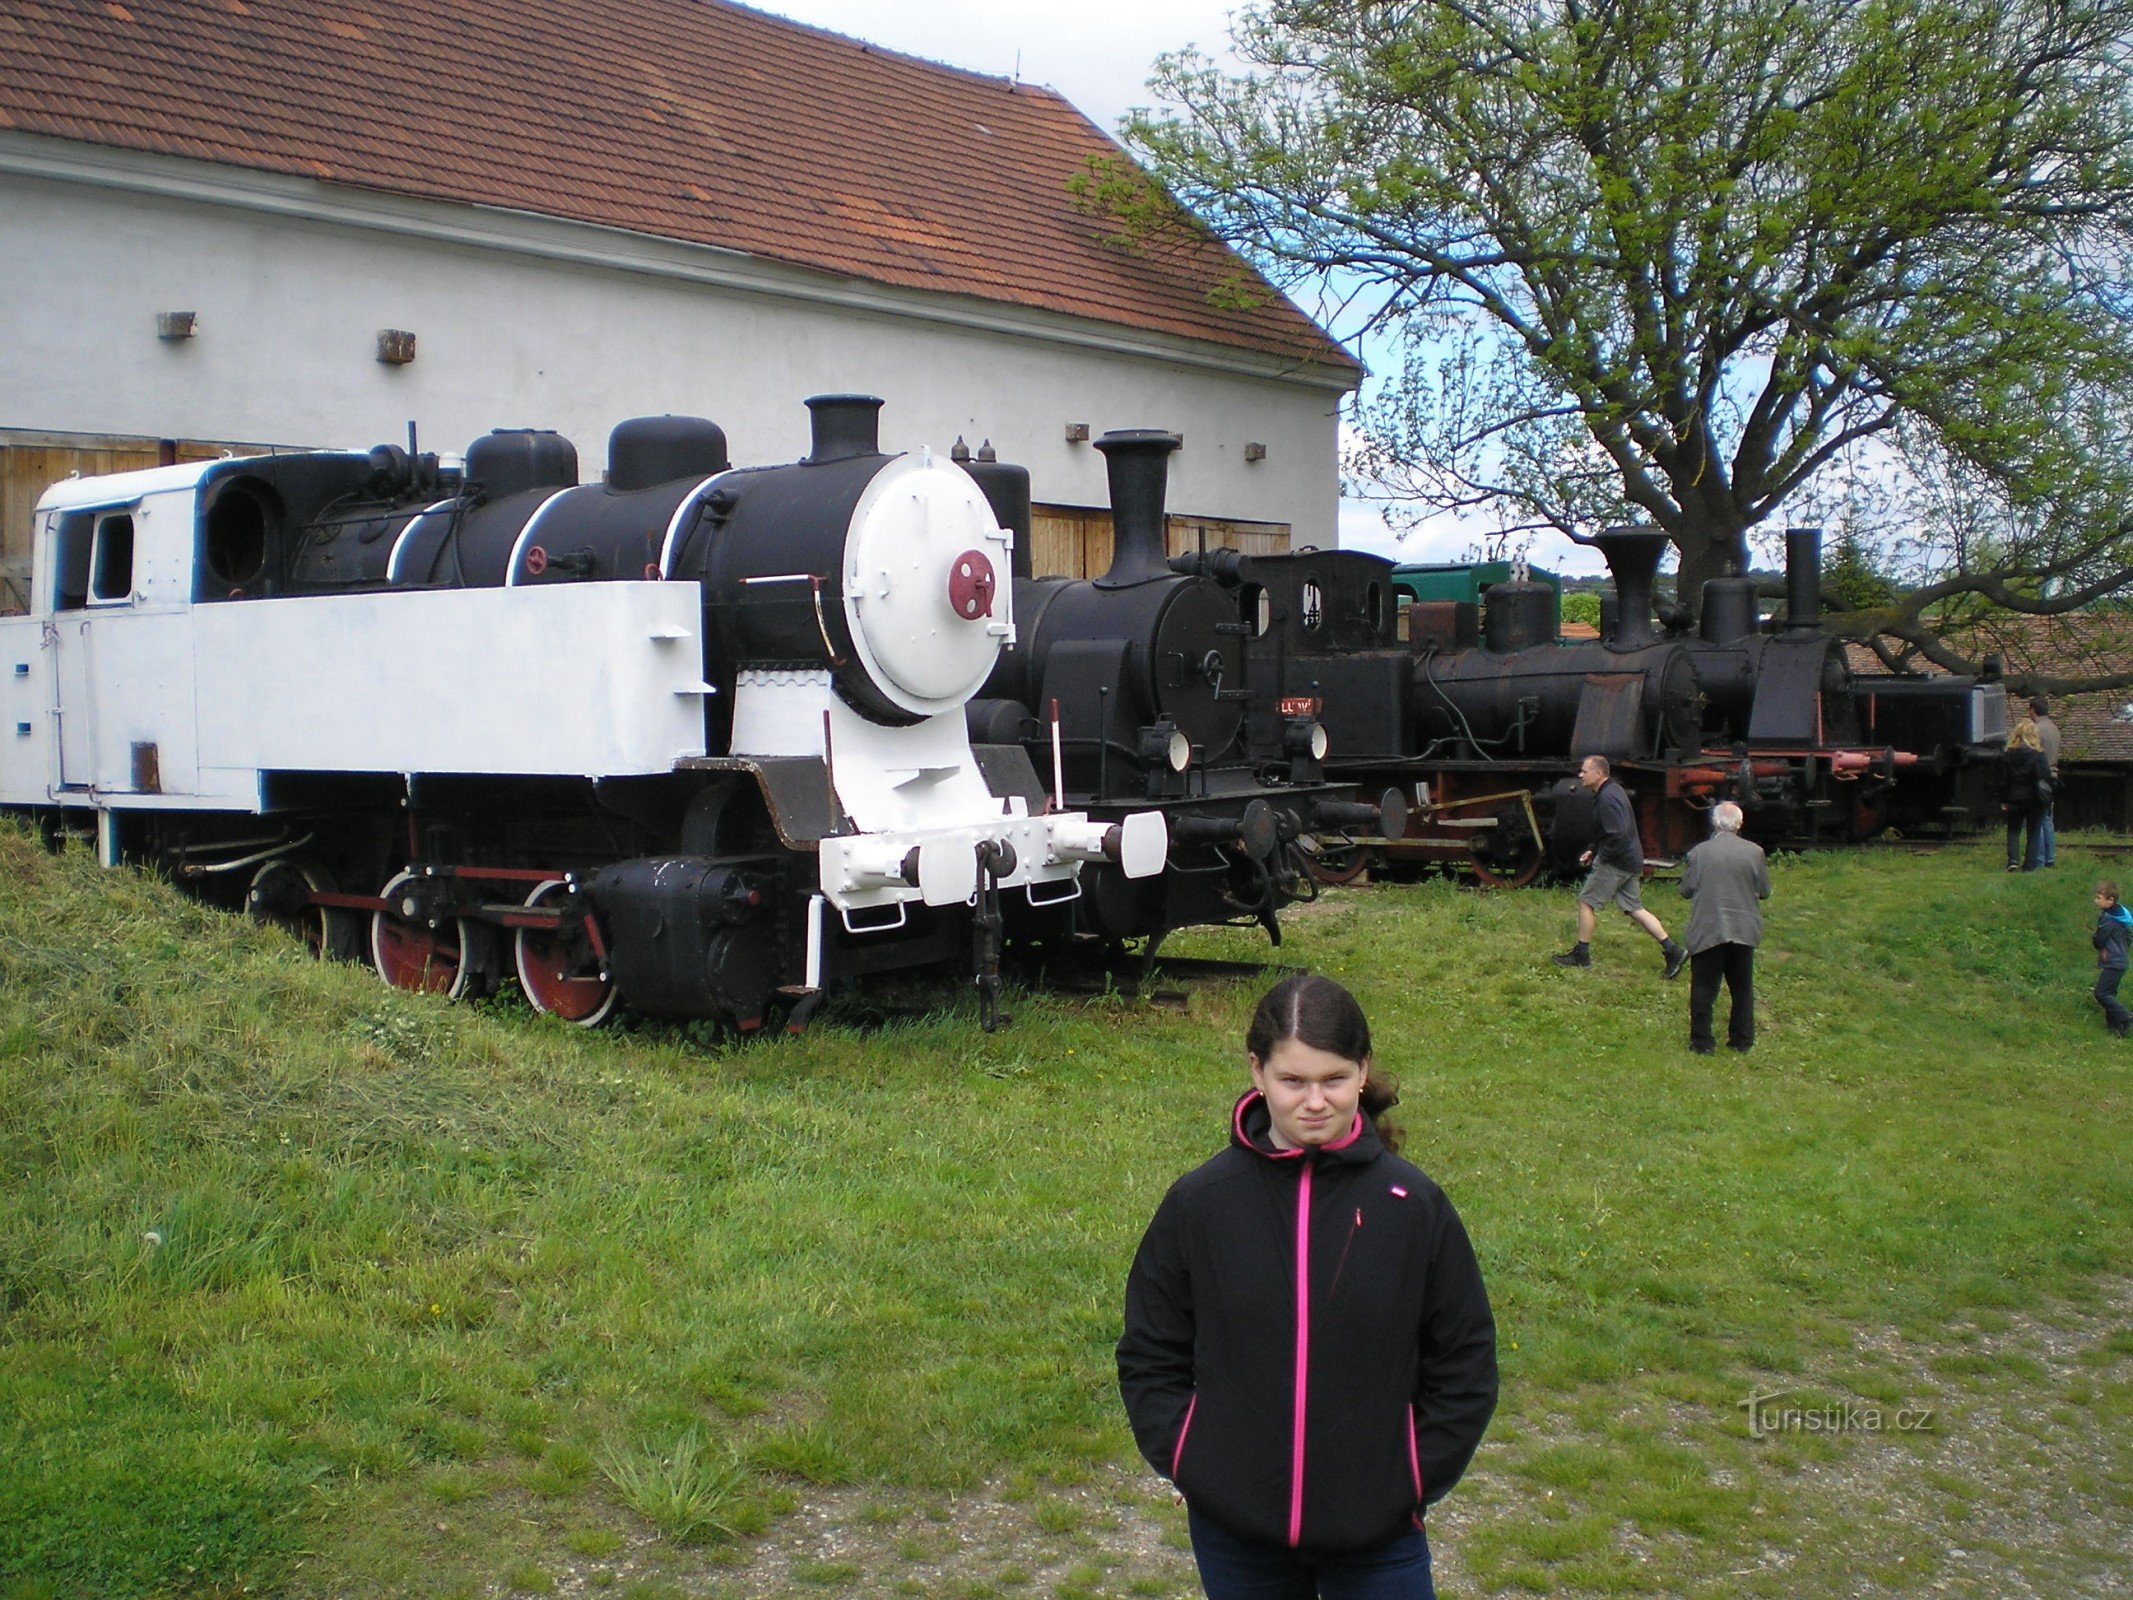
[0,158,1348,540]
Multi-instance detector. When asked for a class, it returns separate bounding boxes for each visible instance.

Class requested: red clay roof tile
[1,0,1355,373]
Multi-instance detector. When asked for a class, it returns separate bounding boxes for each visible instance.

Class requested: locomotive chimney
[804,394,884,463]
[958,439,1034,583]
[1093,428,1182,588]
[1588,526,1670,650]
[1784,527,1823,631]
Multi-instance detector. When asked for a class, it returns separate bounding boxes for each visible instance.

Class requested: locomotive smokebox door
[839,457,1015,716]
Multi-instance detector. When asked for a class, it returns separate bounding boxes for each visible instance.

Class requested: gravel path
[513,1280,2133,1599]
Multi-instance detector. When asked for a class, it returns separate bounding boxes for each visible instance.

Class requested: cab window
[91,514,135,603]
[53,509,136,609]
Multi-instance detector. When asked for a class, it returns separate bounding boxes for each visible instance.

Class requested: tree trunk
[1671,524,1751,617]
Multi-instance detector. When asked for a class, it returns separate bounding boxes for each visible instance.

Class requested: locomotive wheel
[247,857,329,953]
[1303,841,1374,887]
[514,879,617,1028]
[1466,827,1545,890]
[371,869,475,998]
[247,856,358,960]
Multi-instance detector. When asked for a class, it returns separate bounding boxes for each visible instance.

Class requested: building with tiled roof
[0,0,1359,601]
[1846,612,2133,763]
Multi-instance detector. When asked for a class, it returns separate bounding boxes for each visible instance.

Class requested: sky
[744,0,1558,570]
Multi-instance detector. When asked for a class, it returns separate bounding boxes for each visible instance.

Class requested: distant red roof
[0,0,1355,377]
[1848,610,2133,762]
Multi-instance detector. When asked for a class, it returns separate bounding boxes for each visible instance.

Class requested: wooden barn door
[1026,504,1291,579]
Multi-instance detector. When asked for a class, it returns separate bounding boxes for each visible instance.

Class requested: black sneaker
[1552,948,1591,968]
[1663,944,1689,980]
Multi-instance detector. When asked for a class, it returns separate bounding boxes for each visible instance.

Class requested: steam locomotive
[0,396,1167,1032]
[1172,527,2009,882]
[957,427,1402,950]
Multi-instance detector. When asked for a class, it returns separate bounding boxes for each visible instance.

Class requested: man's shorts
[1578,860,1644,914]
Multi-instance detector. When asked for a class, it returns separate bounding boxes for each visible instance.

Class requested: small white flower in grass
[141,1231,163,1247]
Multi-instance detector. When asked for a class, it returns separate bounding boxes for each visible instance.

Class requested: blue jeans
[2039,803,2057,866]
[2098,967,2129,1034]
[1188,1509,1435,1600]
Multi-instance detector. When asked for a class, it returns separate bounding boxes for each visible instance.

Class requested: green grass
[1,824,2130,1596]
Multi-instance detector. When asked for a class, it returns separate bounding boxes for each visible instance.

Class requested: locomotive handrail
[1023,876,1083,908]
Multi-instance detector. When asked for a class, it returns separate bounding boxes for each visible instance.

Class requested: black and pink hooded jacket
[1117,1091,1498,1554]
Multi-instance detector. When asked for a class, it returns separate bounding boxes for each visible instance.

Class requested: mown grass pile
[1,823,2128,1597]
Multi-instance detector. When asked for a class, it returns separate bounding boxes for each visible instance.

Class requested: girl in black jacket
[1117,974,1497,1599]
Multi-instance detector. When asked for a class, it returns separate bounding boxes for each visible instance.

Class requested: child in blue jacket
[2093,882,2131,1038]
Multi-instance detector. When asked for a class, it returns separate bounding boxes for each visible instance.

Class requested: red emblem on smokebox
[948,550,998,619]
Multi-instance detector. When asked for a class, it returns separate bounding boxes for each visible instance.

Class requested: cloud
[744,0,1247,132]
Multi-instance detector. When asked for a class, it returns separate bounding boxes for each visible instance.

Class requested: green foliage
[595,1431,751,1546]
[1558,591,1600,628]
[1823,532,1901,612]
[1124,0,2133,610]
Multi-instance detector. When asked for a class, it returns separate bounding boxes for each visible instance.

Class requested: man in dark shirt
[1553,754,1689,977]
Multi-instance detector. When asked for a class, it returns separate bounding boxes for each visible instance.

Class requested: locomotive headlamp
[1139,721,1190,773]
[1285,718,1330,761]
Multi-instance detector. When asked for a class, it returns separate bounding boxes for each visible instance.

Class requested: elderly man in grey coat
[1677,802,1771,1054]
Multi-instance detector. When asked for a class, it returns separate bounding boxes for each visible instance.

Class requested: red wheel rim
[1467,819,1552,896]
[371,870,471,997]
[1304,845,1374,886]
[1467,833,1544,889]
[514,879,616,1026]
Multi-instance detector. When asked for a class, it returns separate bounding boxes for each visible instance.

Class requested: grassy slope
[1,825,2128,1597]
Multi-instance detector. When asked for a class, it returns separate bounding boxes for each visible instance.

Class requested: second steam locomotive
[1173,527,2008,882]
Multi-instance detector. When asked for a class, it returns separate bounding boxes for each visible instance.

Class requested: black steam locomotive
[1172,527,2008,882]
[958,427,1401,951]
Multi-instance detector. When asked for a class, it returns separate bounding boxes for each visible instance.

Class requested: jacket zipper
[1171,1393,1198,1479]
[1289,1159,1314,1547]
[1407,1401,1425,1504]
[1329,1205,1363,1298]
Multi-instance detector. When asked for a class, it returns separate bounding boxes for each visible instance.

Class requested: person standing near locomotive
[1117,974,1498,1600]
[2001,720,2052,872]
[2031,696,2062,868]
[1553,754,1690,977]
[1676,802,1771,1054]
